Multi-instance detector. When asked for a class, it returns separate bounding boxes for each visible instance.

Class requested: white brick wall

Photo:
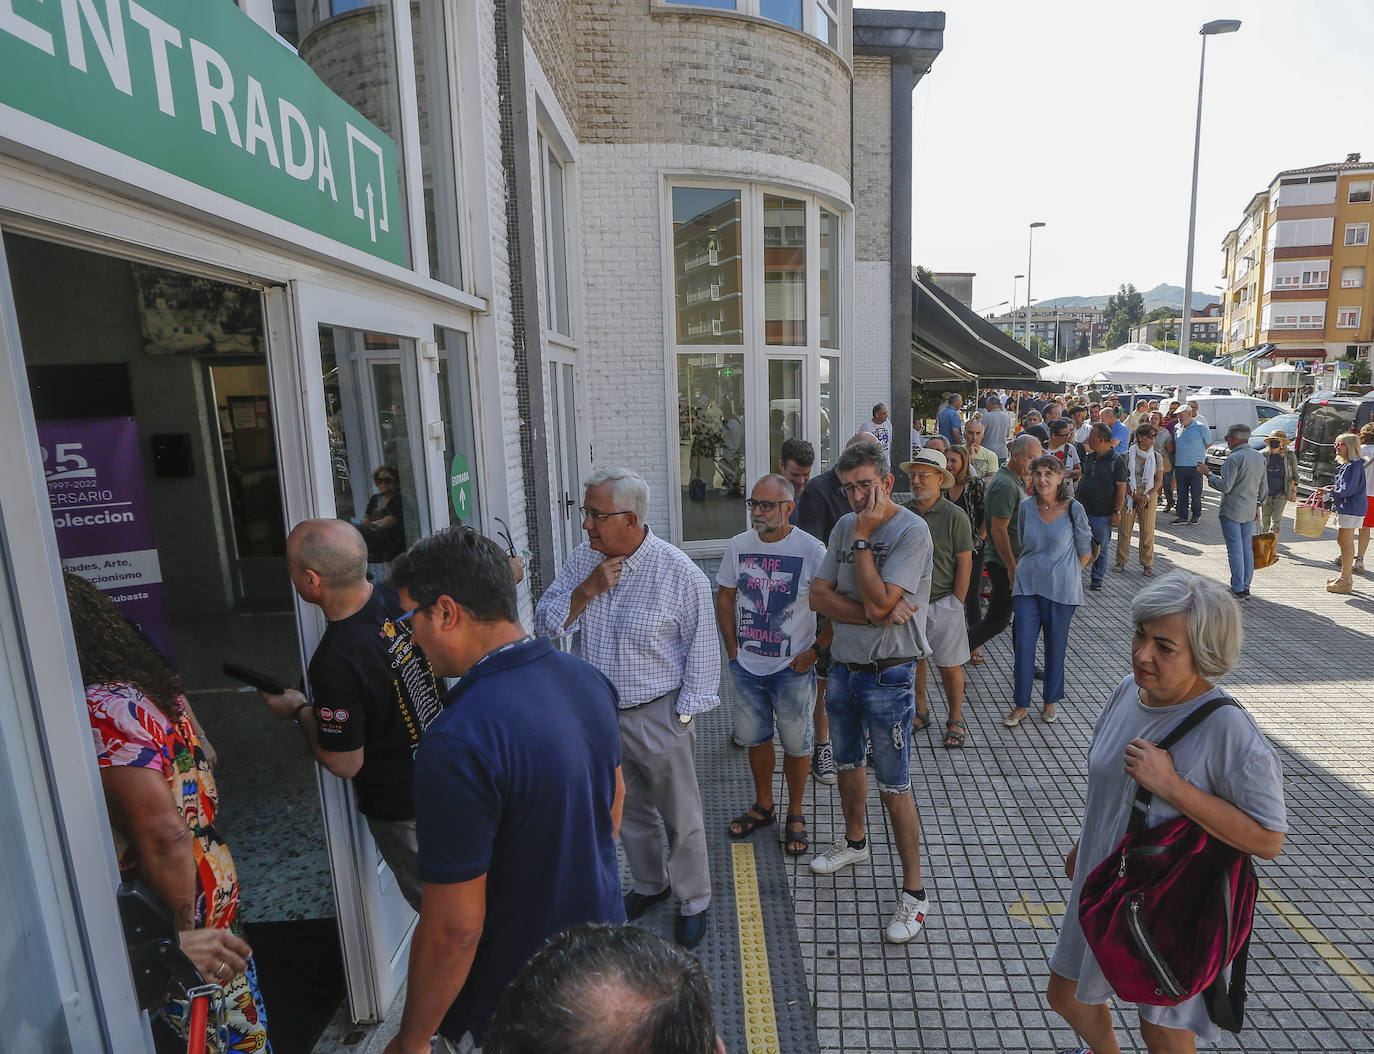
[852,55,892,264]
[853,259,891,429]
[575,142,852,540]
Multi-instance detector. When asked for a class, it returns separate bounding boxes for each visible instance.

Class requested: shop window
[819,354,840,470]
[678,354,746,542]
[768,359,804,468]
[819,209,840,350]
[538,131,572,337]
[673,188,744,345]
[763,195,806,346]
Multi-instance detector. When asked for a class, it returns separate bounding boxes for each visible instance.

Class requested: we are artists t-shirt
[717,526,827,676]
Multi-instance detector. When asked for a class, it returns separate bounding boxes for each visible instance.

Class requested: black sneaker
[1089,581,1103,591]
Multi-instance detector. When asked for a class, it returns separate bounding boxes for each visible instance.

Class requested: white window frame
[1341,266,1366,289]
[1337,307,1361,329]
[1345,223,1370,247]
[652,0,849,55]
[1349,179,1373,204]
[661,178,851,552]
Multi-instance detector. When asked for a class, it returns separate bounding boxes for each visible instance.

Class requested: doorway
[6,231,342,1050]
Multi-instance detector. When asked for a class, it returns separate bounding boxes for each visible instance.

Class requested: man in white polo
[901,449,973,749]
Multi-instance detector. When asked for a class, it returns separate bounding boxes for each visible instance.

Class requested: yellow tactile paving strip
[732,842,781,1054]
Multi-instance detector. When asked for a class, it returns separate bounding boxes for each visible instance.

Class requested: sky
[861,0,1374,312]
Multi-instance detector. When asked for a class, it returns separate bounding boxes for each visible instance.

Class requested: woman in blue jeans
[1005,457,1094,727]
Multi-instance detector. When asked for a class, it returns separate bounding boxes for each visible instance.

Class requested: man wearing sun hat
[901,449,974,749]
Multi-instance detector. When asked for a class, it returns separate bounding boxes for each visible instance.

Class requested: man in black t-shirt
[1076,424,1129,591]
[264,518,441,911]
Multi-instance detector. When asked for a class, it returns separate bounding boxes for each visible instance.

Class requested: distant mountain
[1040,284,1215,313]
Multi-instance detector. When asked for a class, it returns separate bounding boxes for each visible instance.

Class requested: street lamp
[1025,222,1045,349]
[1180,18,1241,360]
[1011,275,1024,320]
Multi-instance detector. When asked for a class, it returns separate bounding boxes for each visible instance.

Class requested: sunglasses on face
[375,476,396,484]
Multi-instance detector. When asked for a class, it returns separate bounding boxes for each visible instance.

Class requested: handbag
[1293,491,1329,538]
[1252,531,1277,569]
[1077,698,1257,1033]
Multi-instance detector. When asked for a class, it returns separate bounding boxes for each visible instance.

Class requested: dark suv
[1295,392,1374,490]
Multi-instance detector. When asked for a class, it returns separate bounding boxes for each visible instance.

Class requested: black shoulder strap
[1127,695,1240,832]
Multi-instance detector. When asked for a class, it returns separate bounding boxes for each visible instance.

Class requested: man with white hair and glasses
[535,467,719,947]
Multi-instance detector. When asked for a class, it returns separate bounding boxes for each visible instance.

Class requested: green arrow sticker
[450,453,473,522]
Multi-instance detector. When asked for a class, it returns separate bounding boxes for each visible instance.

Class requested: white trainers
[811,741,838,785]
[809,838,869,875]
[884,892,930,943]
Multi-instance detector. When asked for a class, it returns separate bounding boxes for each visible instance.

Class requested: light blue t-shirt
[937,405,963,443]
[1012,498,1092,607]
[1173,422,1211,467]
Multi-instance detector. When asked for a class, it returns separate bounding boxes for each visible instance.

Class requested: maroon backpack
[1077,697,1257,1033]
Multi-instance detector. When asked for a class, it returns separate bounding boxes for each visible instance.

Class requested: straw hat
[900,448,956,489]
[1265,429,1289,449]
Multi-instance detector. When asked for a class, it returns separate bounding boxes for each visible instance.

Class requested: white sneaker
[811,741,838,785]
[809,838,869,875]
[884,892,930,943]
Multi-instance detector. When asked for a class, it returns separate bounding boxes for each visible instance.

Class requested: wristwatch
[677,712,693,726]
[851,539,872,552]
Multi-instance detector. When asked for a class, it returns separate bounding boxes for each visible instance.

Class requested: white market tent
[1038,343,1250,388]
[1259,363,1298,377]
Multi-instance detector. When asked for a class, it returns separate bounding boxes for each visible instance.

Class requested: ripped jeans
[824,660,916,794]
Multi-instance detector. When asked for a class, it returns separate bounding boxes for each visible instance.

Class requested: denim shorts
[729,661,816,757]
[824,660,915,794]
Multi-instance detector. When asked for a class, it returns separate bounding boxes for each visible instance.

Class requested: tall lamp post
[1011,274,1024,327]
[1024,222,1046,349]
[1180,18,1241,360]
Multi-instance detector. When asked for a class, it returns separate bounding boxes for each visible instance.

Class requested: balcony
[684,284,721,306]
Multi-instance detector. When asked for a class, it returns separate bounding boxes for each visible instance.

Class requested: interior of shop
[8,232,343,1050]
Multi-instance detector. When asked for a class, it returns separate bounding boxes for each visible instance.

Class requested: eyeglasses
[838,478,882,497]
[580,506,633,522]
[395,601,432,625]
[375,476,396,484]
[744,499,789,511]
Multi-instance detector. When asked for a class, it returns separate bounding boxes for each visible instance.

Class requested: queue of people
[65,383,1325,1054]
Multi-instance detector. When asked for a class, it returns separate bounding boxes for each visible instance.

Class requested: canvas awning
[912,277,1049,389]
[1038,343,1250,387]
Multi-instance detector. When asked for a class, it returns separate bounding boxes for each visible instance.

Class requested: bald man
[263,518,442,911]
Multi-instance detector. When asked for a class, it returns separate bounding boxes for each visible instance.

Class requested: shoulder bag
[1077,697,1257,1033]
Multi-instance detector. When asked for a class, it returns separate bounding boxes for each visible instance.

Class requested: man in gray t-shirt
[809,440,934,945]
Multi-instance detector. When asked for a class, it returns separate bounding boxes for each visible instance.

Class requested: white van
[1186,395,1288,443]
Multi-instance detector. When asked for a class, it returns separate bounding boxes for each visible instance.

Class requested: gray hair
[754,474,795,500]
[835,439,889,479]
[1225,423,1251,442]
[1130,571,1242,680]
[1009,433,1041,458]
[584,466,650,522]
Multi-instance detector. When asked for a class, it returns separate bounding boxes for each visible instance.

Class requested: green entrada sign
[450,452,472,522]
[0,0,405,265]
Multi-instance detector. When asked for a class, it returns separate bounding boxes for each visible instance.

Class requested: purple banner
[37,418,174,661]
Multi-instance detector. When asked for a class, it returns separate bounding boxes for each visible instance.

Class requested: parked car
[1294,392,1374,491]
[1187,395,1287,444]
[1203,412,1301,473]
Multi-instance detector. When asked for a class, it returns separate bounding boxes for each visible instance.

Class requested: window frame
[1348,179,1373,204]
[1341,265,1366,289]
[1345,223,1370,247]
[1337,307,1362,329]
[653,0,849,56]
[661,178,850,551]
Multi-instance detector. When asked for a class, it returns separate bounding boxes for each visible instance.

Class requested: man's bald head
[287,518,368,591]
[849,430,880,447]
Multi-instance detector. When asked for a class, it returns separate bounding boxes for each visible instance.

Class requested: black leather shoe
[675,910,707,947]
[1033,666,1044,680]
[624,887,671,920]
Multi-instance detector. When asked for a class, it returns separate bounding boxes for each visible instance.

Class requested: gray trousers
[365,815,423,913]
[619,692,712,916]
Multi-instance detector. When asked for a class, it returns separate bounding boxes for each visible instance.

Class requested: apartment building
[988,305,1101,355]
[1220,157,1374,379]
[1129,307,1223,347]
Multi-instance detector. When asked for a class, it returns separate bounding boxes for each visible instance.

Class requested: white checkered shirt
[534,527,721,715]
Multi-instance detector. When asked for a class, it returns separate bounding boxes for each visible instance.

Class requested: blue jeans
[1219,515,1255,594]
[825,661,915,794]
[1012,594,1075,708]
[1174,465,1203,521]
[1087,514,1113,583]
[729,660,815,756]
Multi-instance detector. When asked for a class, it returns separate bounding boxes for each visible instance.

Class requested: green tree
[1075,333,1089,358]
[1103,283,1145,347]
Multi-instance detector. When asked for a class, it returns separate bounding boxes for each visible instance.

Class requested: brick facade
[851,54,891,265]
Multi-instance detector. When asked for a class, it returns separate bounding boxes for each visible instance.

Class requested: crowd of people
[76,384,1374,1054]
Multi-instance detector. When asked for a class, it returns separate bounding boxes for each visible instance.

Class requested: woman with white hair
[1318,432,1368,594]
[1047,572,1286,1054]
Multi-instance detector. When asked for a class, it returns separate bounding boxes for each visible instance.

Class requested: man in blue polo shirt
[382,527,624,1054]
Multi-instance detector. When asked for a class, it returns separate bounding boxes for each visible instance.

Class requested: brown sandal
[727,802,776,839]
[783,815,809,856]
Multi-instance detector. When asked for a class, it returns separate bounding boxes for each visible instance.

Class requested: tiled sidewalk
[773,490,1374,1052]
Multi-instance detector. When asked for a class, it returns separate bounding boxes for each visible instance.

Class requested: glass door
[546,351,583,565]
[292,282,445,1022]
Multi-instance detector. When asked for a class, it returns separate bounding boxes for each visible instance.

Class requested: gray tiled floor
[786,490,1374,1052]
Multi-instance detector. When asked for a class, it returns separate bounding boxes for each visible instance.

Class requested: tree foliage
[1104,283,1145,347]
[1075,333,1089,359]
